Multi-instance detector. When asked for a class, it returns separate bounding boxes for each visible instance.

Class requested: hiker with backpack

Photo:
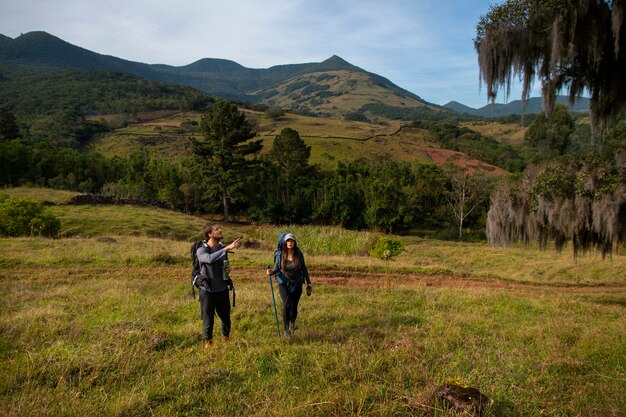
[193,222,240,349]
[266,233,312,337]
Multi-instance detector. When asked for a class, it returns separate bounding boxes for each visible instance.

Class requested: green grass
[48,205,205,240]
[0,187,206,240]
[242,224,380,256]
[1,192,625,416]
[0,187,79,204]
[462,121,527,145]
[2,235,626,288]
[3,188,626,285]
[0,261,624,416]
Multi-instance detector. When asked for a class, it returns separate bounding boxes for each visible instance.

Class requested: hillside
[462,121,528,145]
[254,69,439,120]
[0,31,444,119]
[0,65,213,119]
[89,109,515,173]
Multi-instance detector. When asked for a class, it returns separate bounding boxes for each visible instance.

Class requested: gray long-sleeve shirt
[196,242,229,292]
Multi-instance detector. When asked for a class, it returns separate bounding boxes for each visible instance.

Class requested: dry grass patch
[462,122,528,144]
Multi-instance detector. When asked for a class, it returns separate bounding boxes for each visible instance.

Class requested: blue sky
[0,0,543,108]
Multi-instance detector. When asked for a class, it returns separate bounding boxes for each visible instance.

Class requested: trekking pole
[225,251,236,308]
[267,265,281,337]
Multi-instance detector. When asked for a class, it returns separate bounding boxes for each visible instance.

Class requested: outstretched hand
[225,237,241,252]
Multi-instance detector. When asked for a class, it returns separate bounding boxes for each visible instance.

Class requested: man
[196,222,240,349]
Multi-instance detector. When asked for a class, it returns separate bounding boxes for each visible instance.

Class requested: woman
[266,233,312,337]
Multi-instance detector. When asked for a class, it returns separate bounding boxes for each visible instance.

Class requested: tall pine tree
[191,101,261,222]
[269,128,312,212]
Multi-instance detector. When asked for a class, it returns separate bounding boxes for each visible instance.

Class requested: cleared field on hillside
[89,110,515,172]
[462,122,527,145]
[89,110,440,169]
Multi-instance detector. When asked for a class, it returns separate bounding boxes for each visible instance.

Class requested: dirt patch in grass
[234,267,626,293]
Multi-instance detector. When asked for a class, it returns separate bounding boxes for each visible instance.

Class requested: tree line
[4,98,622,242]
[0,103,495,239]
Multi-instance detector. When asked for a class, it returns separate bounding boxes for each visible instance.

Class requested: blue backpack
[273,232,305,293]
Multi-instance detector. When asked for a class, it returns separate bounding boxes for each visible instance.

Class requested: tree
[524,104,574,158]
[364,162,416,233]
[410,163,449,228]
[313,160,369,229]
[475,0,626,137]
[0,140,31,186]
[269,128,311,214]
[0,107,20,140]
[486,155,626,257]
[600,119,626,160]
[444,167,494,240]
[190,101,261,222]
[265,107,286,123]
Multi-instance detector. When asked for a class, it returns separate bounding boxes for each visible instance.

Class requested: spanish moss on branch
[486,153,626,257]
[475,0,626,138]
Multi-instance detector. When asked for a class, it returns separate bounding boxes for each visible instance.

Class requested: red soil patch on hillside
[420,147,508,175]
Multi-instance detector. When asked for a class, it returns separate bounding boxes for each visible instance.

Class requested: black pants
[278,284,302,329]
[199,289,231,340]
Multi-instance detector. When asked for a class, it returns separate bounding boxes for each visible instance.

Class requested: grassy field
[1,188,625,416]
[1,243,624,416]
[461,122,527,145]
[88,109,440,169]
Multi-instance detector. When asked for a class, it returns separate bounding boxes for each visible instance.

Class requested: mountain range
[0,31,590,119]
[444,96,590,117]
[0,31,440,119]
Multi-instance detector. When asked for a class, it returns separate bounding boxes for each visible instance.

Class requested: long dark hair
[280,240,300,272]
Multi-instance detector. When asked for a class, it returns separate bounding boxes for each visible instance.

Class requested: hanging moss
[475,0,626,139]
[486,155,626,257]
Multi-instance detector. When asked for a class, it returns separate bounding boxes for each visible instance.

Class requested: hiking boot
[283,330,291,339]
[223,335,230,342]
[288,322,295,334]
[204,339,213,349]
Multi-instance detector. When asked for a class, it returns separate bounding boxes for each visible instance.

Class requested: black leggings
[278,284,302,329]
[199,289,231,340]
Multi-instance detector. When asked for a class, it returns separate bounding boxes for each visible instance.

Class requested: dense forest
[0,65,214,120]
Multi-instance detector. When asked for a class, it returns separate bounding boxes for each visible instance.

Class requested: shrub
[369,236,405,260]
[344,112,369,122]
[0,197,61,237]
[369,236,405,288]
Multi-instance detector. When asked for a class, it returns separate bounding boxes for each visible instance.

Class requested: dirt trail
[235,267,626,293]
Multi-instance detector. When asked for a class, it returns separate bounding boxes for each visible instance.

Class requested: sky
[0,0,543,108]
